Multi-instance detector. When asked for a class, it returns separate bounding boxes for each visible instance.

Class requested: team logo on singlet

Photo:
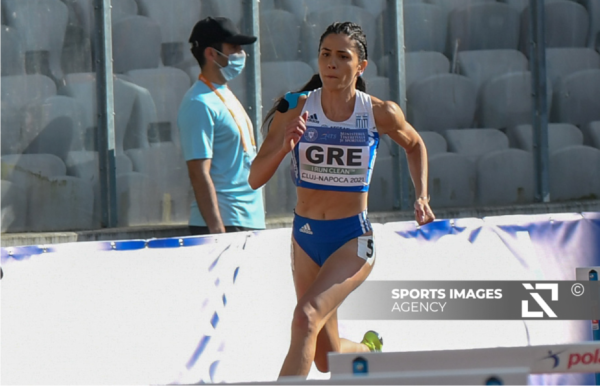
[305,127,319,142]
[356,113,369,129]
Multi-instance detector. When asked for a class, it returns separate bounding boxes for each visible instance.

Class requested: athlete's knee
[291,302,321,337]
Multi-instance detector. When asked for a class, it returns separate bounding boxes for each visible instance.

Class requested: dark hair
[191,42,223,68]
[262,21,368,132]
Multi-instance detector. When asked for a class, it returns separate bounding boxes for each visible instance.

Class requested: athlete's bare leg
[279,233,373,377]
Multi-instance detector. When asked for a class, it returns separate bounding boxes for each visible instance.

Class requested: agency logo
[522,283,558,318]
[304,127,319,142]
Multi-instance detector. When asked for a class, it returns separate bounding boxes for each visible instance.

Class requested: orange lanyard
[198,74,256,152]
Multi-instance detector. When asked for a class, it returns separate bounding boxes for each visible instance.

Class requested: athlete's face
[318,33,367,90]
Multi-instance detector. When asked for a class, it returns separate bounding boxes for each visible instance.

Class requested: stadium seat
[1,74,57,110]
[507,124,584,153]
[546,48,600,90]
[260,10,301,62]
[366,77,390,101]
[479,71,552,129]
[419,131,447,156]
[1,180,27,232]
[476,149,535,205]
[445,129,510,163]
[137,0,202,66]
[207,0,244,26]
[1,26,25,76]
[497,0,528,13]
[429,153,476,208]
[550,145,600,201]
[261,61,314,112]
[20,95,86,160]
[279,0,353,21]
[404,52,450,90]
[1,153,67,179]
[367,138,394,211]
[424,0,495,17]
[264,152,297,215]
[520,0,589,55]
[126,67,191,147]
[457,49,528,94]
[575,0,600,49]
[582,121,600,149]
[65,0,138,38]
[553,69,600,126]
[403,3,446,53]
[125,143,191,223]
[117,172,162,226]
[112,16,161,73]
[27,175,94,231]
[301,6,376,62]
[448,2,520,55]
[259,0,276,11]
[354,0,386,17]
[1,105,21,155]
[3,0,68,81]
[407,74,477,133]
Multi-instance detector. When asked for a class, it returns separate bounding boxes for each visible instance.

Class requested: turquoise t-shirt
[177,80,265,229]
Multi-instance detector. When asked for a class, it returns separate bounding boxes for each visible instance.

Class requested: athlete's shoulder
[370,95,405,130]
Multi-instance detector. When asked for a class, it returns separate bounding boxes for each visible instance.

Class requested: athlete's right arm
[248,97,308,190]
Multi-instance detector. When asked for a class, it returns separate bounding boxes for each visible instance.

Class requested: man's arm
[186,158,225,233]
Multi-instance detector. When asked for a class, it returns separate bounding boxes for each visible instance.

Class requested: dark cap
[189,17,257,47]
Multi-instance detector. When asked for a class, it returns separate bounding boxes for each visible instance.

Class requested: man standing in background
[178,17,265,235]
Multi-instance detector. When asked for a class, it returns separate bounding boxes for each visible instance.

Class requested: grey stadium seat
[419,131,447,156]
[546,48,600,90]
[1,105,21,155]
[1,74,57,110]
[261,61,314,113]
[207,0,244,26]
[458,49,528,94]
[127,67,191,147]
[425,0,495,17]
[366,77,390,101]
[520,0,589,55]
[498,0,529,13]
[20,95,86,160]
[407,74,477,133]
[404,52,450,90]
[445,129,509,163]
[553,69,600,126]
[403,3,446,53]
[112,16,161,73]
[479,71,552,129]
[476,149,535,206]
[1,180,27,232]
[575,0,600,49]
[367,138,394,211]
[301,6,376,62]
[125,143,191,224]
[507,124,584,154]
[3,0,68,81]
[137,0,202,66]
[448,2,520,55]
[260,10,301,62]
[550,145,600,201]
[429,153,476,208]
[278,0,353,21]
[65,0,138,38]
[354,0,386,17]
[265,152,298,215]
[1,26,25,76]
[582,121,600,149]
[117,172,162,226]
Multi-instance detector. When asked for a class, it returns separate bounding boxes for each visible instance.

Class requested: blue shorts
[292,210,373,267]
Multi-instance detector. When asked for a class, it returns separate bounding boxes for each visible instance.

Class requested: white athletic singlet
[291,88,380,192]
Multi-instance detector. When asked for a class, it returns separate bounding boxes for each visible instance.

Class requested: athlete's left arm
[373,98,435,225]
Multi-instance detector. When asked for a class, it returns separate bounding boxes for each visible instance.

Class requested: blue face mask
[214,49,246,81]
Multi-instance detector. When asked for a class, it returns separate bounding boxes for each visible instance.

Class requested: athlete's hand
[282,111,309,154]
[414,197,435,226]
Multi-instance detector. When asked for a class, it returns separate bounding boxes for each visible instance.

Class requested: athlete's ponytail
[261,21,369,134]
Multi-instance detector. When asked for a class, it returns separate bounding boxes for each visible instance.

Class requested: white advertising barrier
[1,213,599,385]
[328,342,600,377]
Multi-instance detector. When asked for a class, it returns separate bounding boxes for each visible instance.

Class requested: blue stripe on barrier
[211,312,219,329]
[146,236,216,249]
[146,238,182,248]
[222,294,227,306]
[96,240,147,251]
[209,360,220,383]
[233,266,240,283]
[186,335,211,370]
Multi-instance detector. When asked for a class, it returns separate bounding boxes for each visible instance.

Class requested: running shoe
[361,330,383,352]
